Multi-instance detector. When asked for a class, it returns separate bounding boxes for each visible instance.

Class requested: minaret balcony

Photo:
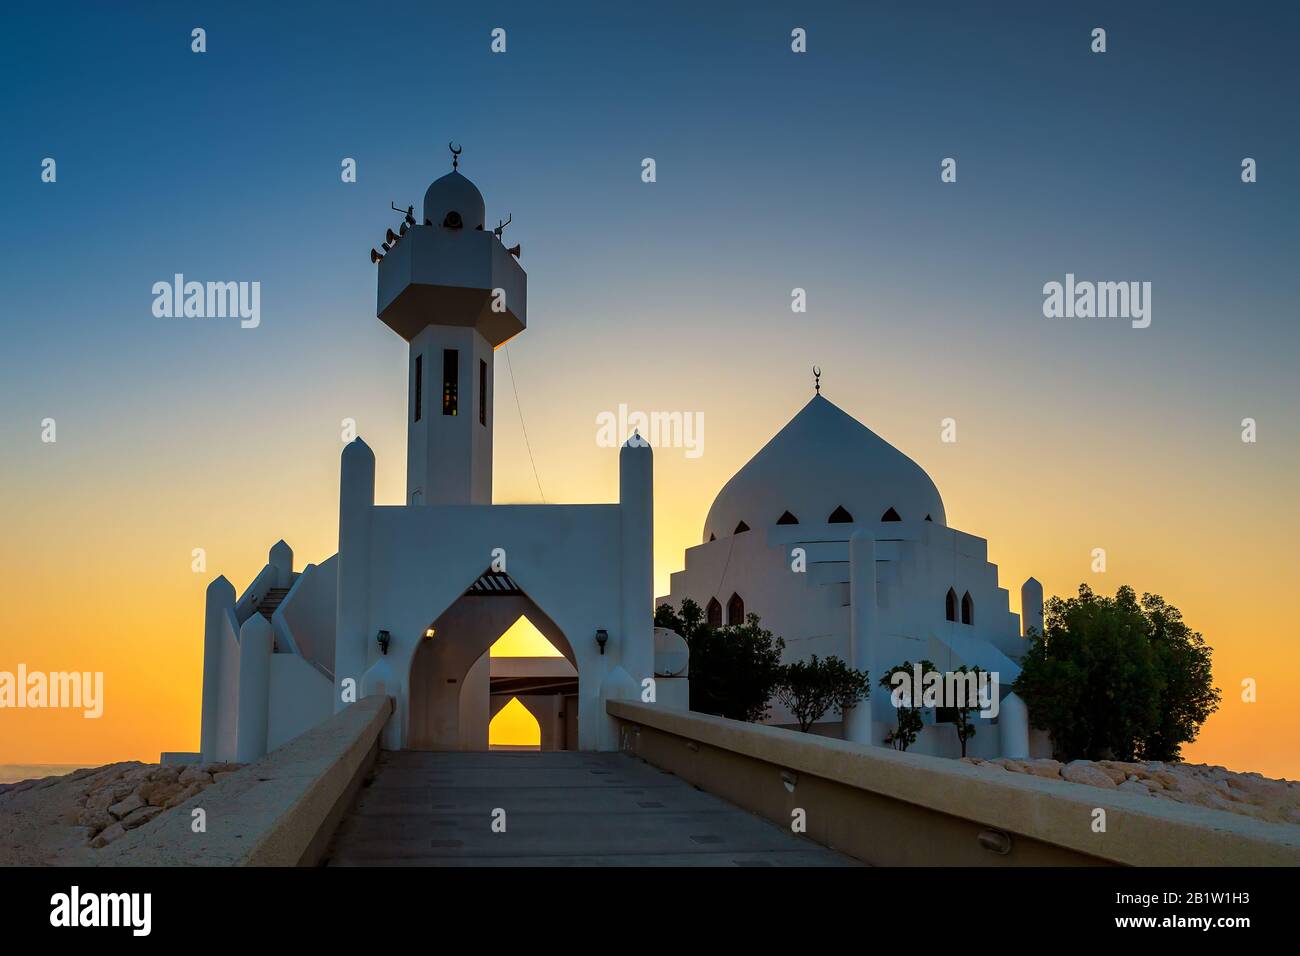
[377,224,526,347]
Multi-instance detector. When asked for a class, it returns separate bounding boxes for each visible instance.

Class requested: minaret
[375,146,527,505]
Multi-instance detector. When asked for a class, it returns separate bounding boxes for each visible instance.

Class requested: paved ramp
[325,750,856,866]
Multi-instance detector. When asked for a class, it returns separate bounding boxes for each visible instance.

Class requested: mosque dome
[423,170,486,231]
[703,394,946,542]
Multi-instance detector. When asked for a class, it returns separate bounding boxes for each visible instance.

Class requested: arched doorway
[488,697,541,751]
[407,569,579,751]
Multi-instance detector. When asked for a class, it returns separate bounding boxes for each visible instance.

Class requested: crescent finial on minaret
[449,141,462,170]
[813,365,821,393]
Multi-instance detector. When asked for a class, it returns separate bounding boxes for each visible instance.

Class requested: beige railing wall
[608,700,1300,867]
[100,696,392,866]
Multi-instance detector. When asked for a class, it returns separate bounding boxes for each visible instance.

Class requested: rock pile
[961,756,1300,825]
[62,761,245,847]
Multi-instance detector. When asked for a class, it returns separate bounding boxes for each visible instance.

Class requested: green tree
[773,654,870,732]
[655,599,785,722]
[879,660,935,751]
[1137,592,1221,761]
[948,664,984,757]
[655,597,706,644]
[1013,585,1219,762]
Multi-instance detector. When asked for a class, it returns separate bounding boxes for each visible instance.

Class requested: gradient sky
[2,2,1297,776]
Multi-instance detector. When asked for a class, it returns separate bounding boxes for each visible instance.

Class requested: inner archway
[489,697,541,751]
[407,571,579,751]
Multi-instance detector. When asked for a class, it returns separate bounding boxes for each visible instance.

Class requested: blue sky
[3,3,1295,415]
[2,0,1297,532]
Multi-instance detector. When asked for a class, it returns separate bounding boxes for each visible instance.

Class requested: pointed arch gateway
[407,567,579,752]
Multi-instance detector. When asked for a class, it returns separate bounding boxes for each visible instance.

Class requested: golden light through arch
[489,697,540,750]
[489,614,564,658]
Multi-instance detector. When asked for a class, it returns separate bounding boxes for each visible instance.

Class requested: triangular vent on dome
[734,520,750,534]
[776,511,799,525]
[881,507,902,522]
[827,505,853,524]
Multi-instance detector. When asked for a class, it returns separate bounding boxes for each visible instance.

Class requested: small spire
[448,141,462,170]
[812,365,821,394]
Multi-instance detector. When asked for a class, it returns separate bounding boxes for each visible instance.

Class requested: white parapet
[999,692,1030,760]
[236,614,274,763]
[201,576,237,763]
[269,539,294,587]
[336,437,375,713]
[618,436,655,693]
[1021,577,1044,639]
[845,529,878,745]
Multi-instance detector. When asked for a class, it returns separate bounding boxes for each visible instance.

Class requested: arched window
[734,520,750,534]
[727,592,745,626]
[961,591,974,625]
[881,507,902,522]
[776,510,799,525]
[706,597,722,628]
[945,588,958,622]
[828,505,854,523]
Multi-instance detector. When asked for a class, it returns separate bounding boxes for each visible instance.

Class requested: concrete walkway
[325,750,857,866]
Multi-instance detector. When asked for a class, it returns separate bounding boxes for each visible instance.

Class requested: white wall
[406,325,495,506]
[267,654,334,752]
[354,502,637,751]
[663,518,1026,757]
[278,555,338,676]
[215,608,240,762]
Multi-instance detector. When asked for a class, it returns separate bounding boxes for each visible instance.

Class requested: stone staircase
[256,587,291,622]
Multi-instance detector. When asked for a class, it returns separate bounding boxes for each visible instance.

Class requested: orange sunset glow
[3,367,1297,780]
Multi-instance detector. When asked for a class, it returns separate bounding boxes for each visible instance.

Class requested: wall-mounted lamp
[424,627,436,639]
[595,629,609,655]
[377,630,391,655]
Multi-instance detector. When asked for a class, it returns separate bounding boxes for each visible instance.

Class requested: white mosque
[660,388,1041,758]
[196,155,1040,764]
[199,155,680,762]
